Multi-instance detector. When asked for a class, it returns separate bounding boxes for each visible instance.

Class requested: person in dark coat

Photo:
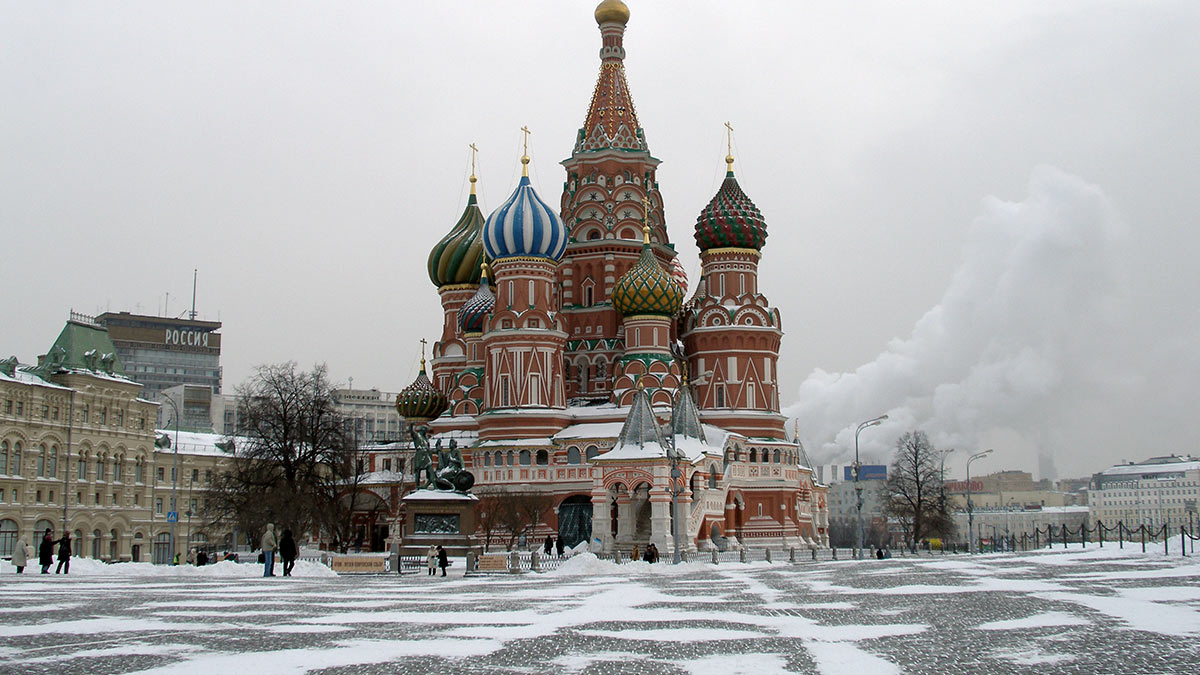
[196,549,209,566]
[555,536,565,558]
[279,528,299,577]
[55,532,72,574]
[38,529,54,574]
[436,545,448,577]
[543,535,553,556]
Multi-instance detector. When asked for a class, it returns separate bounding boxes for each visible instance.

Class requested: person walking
[260,523,278,577]
[55,532,72,575]
[11,535,28,573]
[186,548,197,566]
[436,544,448,577]
[426,545,437,576]
[555,536,564,558]
[630,543,639,563]
[38,529,54,574]
[279,528,298,577]
[543,535,553,557]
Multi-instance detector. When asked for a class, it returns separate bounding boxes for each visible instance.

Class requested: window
[37,445,45,477]
[15,402,23,416]
[536,450,549,466]
[567,447,580,465]
[36,490,42,503]
[100,407,107,425]
[383,458,391,471]
[48,446,57,477]
[519,450,531,466]
[137,461,145,483]
[157,467,164,482]
[192,469,199,483]
[0,440,7,474]
[494,451,503,466]
[96,458,104,481]
[585,445,599,461]
[11,442,19,476]
[134,493,140,506]
[155,497,163,514]
[205,470,212,484]
[78,457,86,480]
[94,493,100,505]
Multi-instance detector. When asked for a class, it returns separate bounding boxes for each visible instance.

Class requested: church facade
[385,1,828,556]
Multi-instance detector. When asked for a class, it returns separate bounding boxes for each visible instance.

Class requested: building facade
[95,310,223,402]
[373,2,827,557]
[1089,455,1200,533]
[0,318,234,564]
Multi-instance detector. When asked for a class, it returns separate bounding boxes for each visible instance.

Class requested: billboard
[844,464,887,481]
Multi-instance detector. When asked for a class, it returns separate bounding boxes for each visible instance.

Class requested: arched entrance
[557,495,592,549]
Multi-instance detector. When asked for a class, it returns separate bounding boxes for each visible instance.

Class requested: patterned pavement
[1,547,1198,674]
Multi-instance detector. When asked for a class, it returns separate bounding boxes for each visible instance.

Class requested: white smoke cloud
[786,166,1132,478]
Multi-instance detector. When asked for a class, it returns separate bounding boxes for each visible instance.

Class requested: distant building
[827,469,887,548]
[952,506,1090,548]
[1089,455,1200,533]
[332,388,406,443]
[94,311,222,401]
[159,384,217,433]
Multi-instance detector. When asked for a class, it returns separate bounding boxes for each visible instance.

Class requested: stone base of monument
[398,489,481,561]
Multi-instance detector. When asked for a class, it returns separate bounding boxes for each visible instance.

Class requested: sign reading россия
[164,329,211,348]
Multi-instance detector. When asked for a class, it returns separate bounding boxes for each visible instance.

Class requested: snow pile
[549,552,760,577]
[0,558,337,577]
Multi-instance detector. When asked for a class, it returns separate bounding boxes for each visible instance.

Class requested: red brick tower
[558,0,680,403]
[680,139,786,440]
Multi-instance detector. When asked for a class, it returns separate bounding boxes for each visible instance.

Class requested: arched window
[11,442,20,477]
[585,445,599,461]
[494,450,503,466]
[95,456,104,482]
[749,448,757,463]
[773,449,781,464]
[519,450,531,466]
[567,447,581,464]
[0,519,17,557]
[48,445,57,477]
[0,440,8,474]
[506,450,514,466]
[136,459,145,483]
[36,444,46,477]
[484,453,491,467]
[110,529,119,560]
[92,530,102,559]
[536,450,549,466]
[708,467,718,489]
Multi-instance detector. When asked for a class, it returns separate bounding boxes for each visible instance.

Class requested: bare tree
[206,362,351,544]
[882,431,951,549]
[472,488,555,551]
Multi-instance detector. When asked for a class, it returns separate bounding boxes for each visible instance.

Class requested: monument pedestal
[399,489,480,558]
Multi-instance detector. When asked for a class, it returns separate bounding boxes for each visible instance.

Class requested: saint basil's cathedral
[380,1,829,556]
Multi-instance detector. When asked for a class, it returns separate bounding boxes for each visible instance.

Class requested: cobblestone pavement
[2,548,1199,674]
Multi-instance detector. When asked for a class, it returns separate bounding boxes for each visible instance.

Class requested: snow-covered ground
[2,544,1198,673]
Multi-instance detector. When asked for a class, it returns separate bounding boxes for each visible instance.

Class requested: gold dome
[594,0,630,26]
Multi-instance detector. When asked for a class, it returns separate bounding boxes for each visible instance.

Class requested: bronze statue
[410,424,436,490]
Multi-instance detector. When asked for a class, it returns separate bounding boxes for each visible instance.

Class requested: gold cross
[724,121,734,155]
[469,143,478,175]
[520,126,531,156]
[642,195,651,221]
[419,338,428,359]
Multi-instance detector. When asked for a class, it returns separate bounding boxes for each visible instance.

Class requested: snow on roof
[0,367,71,391]
[1099,459,1200,476]
[155,429,240,457]
[403,489,477,502]
[355,470,407,486]
[554,421,625,440]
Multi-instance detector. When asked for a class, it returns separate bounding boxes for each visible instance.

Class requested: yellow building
[1,317,233,563]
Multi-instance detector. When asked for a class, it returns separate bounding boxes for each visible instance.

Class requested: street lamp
[854,414,888,559]
[966,448,993,554]
[160,394,181,565]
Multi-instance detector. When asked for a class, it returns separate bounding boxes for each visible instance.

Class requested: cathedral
[382,1,828,556]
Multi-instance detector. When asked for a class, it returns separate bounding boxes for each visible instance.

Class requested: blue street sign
[166,511,178,523]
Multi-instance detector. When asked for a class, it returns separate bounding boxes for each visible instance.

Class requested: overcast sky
[3,1,1197,480]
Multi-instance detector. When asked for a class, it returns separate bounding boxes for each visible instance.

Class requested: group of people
[10,529,71,574]
[258,523,300,577]
[425,545,450,576]
[629,542,660,563]
[541,535,565,558]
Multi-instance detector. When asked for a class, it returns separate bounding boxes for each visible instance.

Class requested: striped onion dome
[457,262,495,333]
[613,227,684,316]
[427,182,485,287]
[668,255,688,295]
[694,162,767,252]
[394,360,449,421]
[483,169,567,262]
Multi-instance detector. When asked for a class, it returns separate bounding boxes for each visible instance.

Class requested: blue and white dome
[483,174,567,262]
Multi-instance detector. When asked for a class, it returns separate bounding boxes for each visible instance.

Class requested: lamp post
[160,394,181,565]
[853,414,888,559]
[966,448,993,554]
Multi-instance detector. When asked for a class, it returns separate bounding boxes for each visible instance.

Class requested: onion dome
[395,358,449,421]
[427,175,485,287]
[457,261,496,333]
[694,154,767,252]
[594,0,630,25]
[668,255,688,295]
[613,226,684,316]
[483,153,567,262]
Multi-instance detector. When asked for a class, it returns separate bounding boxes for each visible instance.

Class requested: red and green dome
[694,166,767,252]
[395,361,449,421]
[428,185,486,288]
[613,229,684,316]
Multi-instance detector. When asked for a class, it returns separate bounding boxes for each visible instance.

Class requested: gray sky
[3,1,1198,479]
